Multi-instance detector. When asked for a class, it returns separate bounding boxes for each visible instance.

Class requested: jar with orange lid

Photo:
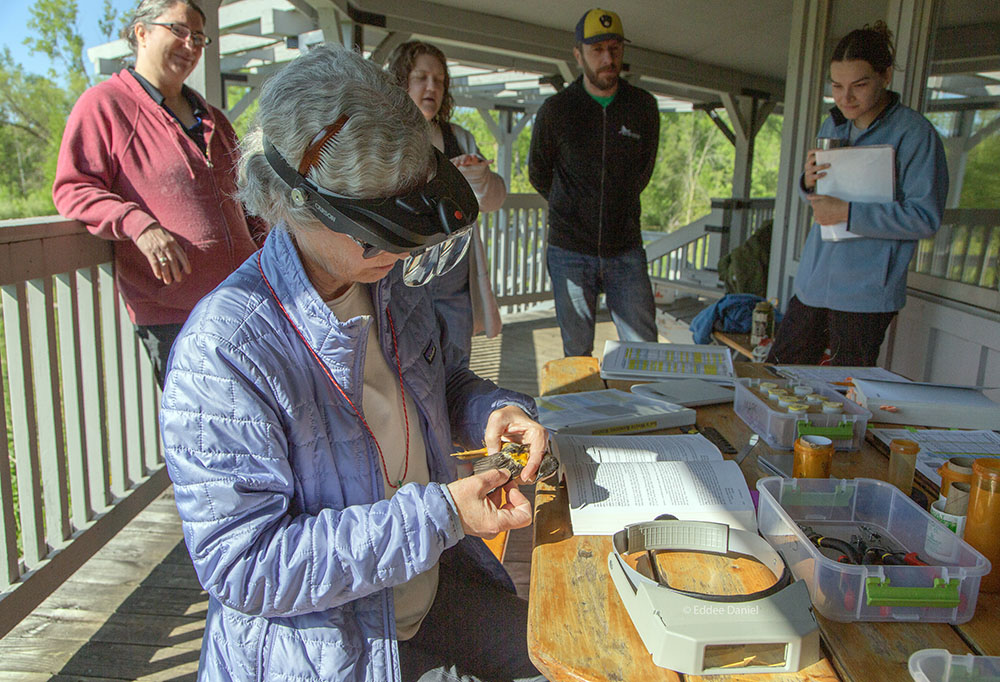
[963,458,1000,592]
[793,435,834,479]
[886,438,920,496]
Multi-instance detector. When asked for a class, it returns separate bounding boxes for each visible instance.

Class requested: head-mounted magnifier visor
[263,135,478,286]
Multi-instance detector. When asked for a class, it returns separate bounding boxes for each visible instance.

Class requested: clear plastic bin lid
[908,648,1000,681]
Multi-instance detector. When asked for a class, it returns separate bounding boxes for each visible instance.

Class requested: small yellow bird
[452,442,559,481]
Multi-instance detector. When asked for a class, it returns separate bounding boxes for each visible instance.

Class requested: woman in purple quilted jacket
[159,43,548,682]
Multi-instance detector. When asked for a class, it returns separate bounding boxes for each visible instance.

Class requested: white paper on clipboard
[815,145,895,241]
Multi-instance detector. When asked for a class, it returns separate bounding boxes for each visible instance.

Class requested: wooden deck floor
[0,304,637,680]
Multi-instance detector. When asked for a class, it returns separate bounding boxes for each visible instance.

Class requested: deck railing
[485,195,778,305]
[910,208,1000,311]
[481,194,551,310]
[0,217,167,640]
[644,198,775,290]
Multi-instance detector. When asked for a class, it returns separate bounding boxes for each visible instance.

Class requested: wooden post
[767,0,832,309]
[185,0,223,108]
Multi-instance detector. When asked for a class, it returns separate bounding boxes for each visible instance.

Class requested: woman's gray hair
[237,43,434,231]
[122,0,207,53]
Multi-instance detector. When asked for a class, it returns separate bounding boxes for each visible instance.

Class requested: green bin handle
[797,420,854,441]
[865,577,961,608]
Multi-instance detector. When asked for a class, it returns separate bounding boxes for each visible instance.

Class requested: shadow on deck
[0,300,701,679]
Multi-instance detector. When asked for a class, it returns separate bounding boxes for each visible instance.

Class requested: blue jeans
[546,244,657,357]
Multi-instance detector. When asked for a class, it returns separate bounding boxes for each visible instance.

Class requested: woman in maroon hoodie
[53,0,259,386]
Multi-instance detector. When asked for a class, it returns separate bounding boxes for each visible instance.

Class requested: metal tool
[734,434,760,466]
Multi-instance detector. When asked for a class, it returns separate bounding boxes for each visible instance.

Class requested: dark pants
[546,244,658,358]
[135,322,184,388]
[397,555,546,682]
[766,296,895,367]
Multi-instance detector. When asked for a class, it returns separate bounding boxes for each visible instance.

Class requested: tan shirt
[326,283,438,641]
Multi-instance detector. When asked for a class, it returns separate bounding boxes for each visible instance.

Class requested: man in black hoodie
[529,8,660,357]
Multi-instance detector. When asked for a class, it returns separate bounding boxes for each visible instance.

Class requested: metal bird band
[451,442,559,481]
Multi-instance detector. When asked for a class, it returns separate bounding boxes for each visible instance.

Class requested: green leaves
[23,0,91,95]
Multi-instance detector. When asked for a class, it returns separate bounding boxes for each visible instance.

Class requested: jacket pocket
[258,619,363,681]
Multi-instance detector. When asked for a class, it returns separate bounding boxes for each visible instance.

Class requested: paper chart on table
[774,365,909,388]
[600,340,735,383]
[868,428,1000,486]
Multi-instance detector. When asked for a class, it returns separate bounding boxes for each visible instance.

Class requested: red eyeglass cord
[257,252,410,489]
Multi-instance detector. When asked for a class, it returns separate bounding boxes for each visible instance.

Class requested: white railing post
[96,263,126,499]
[0,217,171,638]
[77,266,112,513]
[2,283,46,566]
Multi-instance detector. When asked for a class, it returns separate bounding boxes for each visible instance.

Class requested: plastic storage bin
[909,648,1000,681]
[756,477,991,623]
[734,377,871,450]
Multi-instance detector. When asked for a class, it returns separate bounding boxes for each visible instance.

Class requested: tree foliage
[957,120,1000,209]
[0,48,74,218]
[24,0,91,95]
[99,0,122,42]
[0,0,92,218]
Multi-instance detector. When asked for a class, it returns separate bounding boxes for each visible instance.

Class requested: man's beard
[582,60,619,92]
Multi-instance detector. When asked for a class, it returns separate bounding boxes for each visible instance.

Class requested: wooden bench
[712,330,755,360]
[539,356,606,396]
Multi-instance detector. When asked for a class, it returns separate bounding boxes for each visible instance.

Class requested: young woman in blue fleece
[768,21,948,367]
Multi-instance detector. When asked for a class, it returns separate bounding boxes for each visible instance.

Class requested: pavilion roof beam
[926,94,1000,111]
[88,0,320,73]
[285,0,319,21]
[407,43,569,83]
[319,0,785,100]
[369,32,412,64]
[451,95,544,115]
[931,22,1000,75]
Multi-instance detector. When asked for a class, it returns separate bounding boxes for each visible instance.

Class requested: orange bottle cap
[972,458,1000,480]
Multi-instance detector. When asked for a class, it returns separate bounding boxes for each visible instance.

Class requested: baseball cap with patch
[575,8,628,44]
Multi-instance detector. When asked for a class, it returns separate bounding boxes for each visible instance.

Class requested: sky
[1,0,134,78]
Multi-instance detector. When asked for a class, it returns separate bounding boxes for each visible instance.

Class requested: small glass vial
[963,458,1000,592]
[759,382,777,392]
[886,438,920,496]
[821,401,843,414]
[792,384,812,397]
[805,393,824,405]
[787,403,809,415]
[778,395,796,408]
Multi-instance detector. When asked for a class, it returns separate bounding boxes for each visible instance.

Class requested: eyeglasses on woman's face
[148,22,212,47]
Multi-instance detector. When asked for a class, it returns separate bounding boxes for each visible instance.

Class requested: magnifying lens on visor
[262,136,479,286]
[402,225,472,286]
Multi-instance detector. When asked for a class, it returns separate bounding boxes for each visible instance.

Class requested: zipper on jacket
[256,618,273,680]
[598,106,607,257]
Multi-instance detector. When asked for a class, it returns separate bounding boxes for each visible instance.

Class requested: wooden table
[526,363,1000,681]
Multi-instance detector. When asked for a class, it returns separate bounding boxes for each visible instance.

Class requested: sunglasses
[148,22,212,47]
